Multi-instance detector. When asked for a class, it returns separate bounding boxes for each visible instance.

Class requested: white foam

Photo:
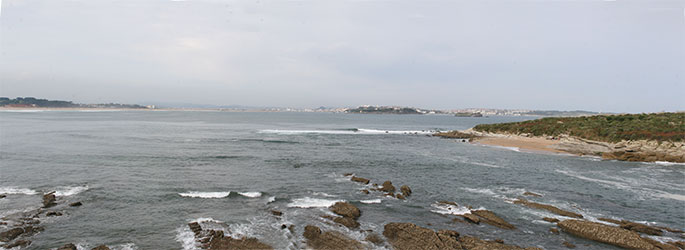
[652,161,685,166]
[489,145,521,152]
[287,197,343,208]
[238,192,262,198]
[0,187,38,195]
[655,192,685,201]
[74,243,137,250]
[176,225,201,250]
[312,192,337,197]
[359,199,382,204]
[179,191,231,198]
[461,187,497,196]
[54,186,89,196]
[430,202,472,215]
[267,196,276,203]
[259,128,435,135]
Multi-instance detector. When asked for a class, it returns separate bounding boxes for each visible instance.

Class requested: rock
[92,245,111,250]
[365,233,384,245]
[281,224,287,229]
[43,192,57,208]
[46,211,63,217]
[513,199,583,218]
[620,222,663,236]
[188,222,202,236]
[542,217,559,223]
[329,202,360,220]
[461,214,480,224]
[333,217,360,229]
[523,191,542,197]
[360,189,370,194]
[271,210,283,216]
[558,219,660,249]
[495,239,504,244]
[458,235,542,250]
[400,185,412,197]
[562,241,576,248]
[0,228,24,242]
[385,192,396,198]
[4,239,31,248]
[303,225,364,250]
[288,225,295,234]
[598,217,622,224]
[209,234,273,250]
[642,237,680,250]
[438,201,458,206]
[57,243,78,250]
[22,226,44,237]
[69,202,83,207]
[379,181,396,193]
[0,194,6,199]
[343,173,354,176]
[351,176,370,184]
[668,241,685,249]
[396,194,406,200]
[382,222,461,250]
[549,228,559,234]
[471,210,516,230]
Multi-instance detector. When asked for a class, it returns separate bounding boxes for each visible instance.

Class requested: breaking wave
[0,187,38,195]
[359,199,381,204]
[179,191,231,198]
[287,197,343,208]
[54,186,89,196]
[238,192,262,198]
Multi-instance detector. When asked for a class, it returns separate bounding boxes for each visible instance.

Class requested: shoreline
[439,130,685,164]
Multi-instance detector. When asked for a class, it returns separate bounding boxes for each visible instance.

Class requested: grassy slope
[472,112,685,143]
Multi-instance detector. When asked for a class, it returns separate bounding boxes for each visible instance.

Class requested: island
[436,112,685,163]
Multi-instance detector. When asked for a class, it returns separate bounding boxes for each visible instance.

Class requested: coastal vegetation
[473,112,685,143]
[0,97,148,109]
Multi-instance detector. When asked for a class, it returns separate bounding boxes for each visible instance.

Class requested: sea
[0,111,683,249]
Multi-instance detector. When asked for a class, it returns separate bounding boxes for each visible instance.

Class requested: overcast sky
[1,0,683,112]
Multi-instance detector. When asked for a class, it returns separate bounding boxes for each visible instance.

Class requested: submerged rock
[620,222,663,236]
[360,189,370,194]
[382,222,461,250]
[329,202,360,220]
[351,176,370,185]
[4,239,31,248]
[270,210,283,216]
[303,225,364,250]
[513,199,583,219]
[562,241,576,248]
[400,185,412,197]
[365,233,384,245]
[471,210,516,230]
[187,222,273,250]
[558,219,660,249]
[92,245,111,250]
[57,243,78,250]
[379,181,396,193]
[0,228,24,242]
[0,194,6,199]
[542,217,560,223]
[522,191,542,197]
[46,211,63,217]
[43,192,57,208]
[461,214,480,224]
[69,202,83,207]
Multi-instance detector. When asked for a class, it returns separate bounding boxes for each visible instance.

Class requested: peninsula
[437,112,685,163]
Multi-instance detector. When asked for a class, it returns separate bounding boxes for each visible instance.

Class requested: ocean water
[0,111,683,249]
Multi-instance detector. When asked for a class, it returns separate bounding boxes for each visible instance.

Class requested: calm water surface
[1,111,683,249]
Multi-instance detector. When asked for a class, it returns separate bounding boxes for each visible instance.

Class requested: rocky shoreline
[436,129,685,163]
[2,174,685,249]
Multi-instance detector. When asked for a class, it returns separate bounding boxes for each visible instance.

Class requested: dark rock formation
[620,222,663,236]
[0,228,24,242]
[46,211,63,217]
[400,185,412,197]
[303,225,364,250]
[549,228,559,234]
[458,236,542,250]
[360,189,370,194]
[4,239,31,248]
[558,219,661,249]
[396,194,406,200]
[562,241,576,248]
[187,221,273,250]
[461,214,480,224]
[365,233,384,245]
[69,202,83,207]
[270,210,283,216]
[351,176,370,185]
[333,217,360,229]
[57,243,78,250]
[542,217,559,223]
[523,192,542,197]
[0,194,6,199]
[92,245,111,250]
[329,202,360,220]
[513,199,583,218]
[379,181,396,193]
[382,222,461,250]
[43,192,57,208]
[471,210,516,230]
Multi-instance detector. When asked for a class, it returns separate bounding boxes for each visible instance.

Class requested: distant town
[1,97,605,117]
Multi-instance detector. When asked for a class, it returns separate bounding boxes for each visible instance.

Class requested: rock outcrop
[57,243,78,250]
[458,235,542,250]
[187,222,272,250]
[598,218,666,236]
[92,245,111,250]
[303,225,364,250]
[43,192,57,208]
[378,181,396,193]
[351,176,370,185]
[329,202,360,220]
[558,219,662,249]
[383,223,461,250]
[513,199,583,218]
[523,192,542,197]
[400,185,412,197]
[471,210,516,230]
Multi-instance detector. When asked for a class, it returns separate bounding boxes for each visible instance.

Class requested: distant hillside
[473,112,685,142]
[346,106,425,114]
[1,97,148,109]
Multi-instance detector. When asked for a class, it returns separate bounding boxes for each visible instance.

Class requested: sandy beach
[472,135,565,154]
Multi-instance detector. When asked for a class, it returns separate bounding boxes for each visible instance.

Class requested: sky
[0,0,683,113]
